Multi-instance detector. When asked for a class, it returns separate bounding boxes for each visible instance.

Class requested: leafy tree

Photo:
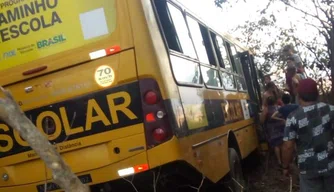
[216,0,334,101]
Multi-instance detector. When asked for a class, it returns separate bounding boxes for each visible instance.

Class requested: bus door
[239,51,262,117]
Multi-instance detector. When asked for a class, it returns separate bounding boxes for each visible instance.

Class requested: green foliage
[214,0,246,7]
[215,0,333,94]
[214,0,227,7]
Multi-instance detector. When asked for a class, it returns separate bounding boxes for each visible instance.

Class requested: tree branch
[0,87,90,192]
[279,0,315,19]
[297,39,331,80]
[312,0,332,32]
[280,0,331,29]
[305,22,330,42]
[316,0,333,23]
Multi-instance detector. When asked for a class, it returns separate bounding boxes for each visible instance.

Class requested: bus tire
[228,148,246,192]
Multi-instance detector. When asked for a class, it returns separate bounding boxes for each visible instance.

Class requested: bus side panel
[240,123,259,159]
[177,86,256,182]
[234,123,258,159]
[205,88,258,160]
[130,0,259,184]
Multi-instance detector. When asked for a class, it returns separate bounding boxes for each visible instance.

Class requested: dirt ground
[243,152,300,192]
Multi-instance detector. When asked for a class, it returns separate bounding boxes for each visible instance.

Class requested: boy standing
[282,78,334,192]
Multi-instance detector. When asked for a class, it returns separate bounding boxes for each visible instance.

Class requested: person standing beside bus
[286,66,303,104]
[262,96,285,166]
[283,44,305,78]
[282,78,334,192]
[271,93,299,122]
[262,82,283,108]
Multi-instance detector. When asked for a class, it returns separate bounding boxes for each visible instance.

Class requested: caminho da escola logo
[2,50,16,59]
[37,34,66,49]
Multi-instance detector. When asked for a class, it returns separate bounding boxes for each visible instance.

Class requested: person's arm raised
[271,111,286,122]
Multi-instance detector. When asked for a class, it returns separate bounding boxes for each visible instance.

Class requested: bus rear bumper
[90,160,205,192]
[0,161,203,192]
[0,137,185,192]
[0,151,148,192]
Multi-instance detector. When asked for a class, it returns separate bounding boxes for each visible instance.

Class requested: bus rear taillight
[139,79,173,149]
[144,91,159,105]
[153,128,167,142]
[145,113,156,122]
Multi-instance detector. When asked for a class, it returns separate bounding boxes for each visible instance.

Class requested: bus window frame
[184,13,224,90]
[152,0,247,93]
[228,43,248,93]
[234,73,248,93]
[169,50,204,87]
[185,14,219,67]
[153,0,205,88]
[209,31,239,91]
[212,34,234,72]
[166,2,197,59]
[200,64,224,90]
[219,68,238,92]
[228,42,244,76]
[209,32,225,69]
[221,39,248,93]
[153,0,182,54]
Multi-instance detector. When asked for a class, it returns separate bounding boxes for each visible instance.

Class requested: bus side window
[210,33,237,90]
[170,55,201,84]
[166,3,197,58]
[200,26,217,66]
[214,36,233,72]
[186,16,221,87]
[186,16,210,64]
[201,67,221,87]
[155,1,197,58]
[154,1,180,52]
[229,44,243,75]
[186,15,217,66]
[228,43,247,91]
[210,32,223,67]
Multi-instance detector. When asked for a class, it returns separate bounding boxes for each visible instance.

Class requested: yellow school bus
[0,0,262,191]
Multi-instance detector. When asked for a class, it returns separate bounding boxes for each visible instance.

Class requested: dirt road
[243,152,300,192]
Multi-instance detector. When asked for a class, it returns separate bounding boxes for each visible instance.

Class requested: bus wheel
[227,148,246,192]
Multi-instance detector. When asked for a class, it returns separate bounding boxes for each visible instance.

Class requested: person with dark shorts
[272,93,299,165]
[264,96,286,166]
[282,78,334,192]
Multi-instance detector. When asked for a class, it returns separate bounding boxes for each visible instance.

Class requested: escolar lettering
[0,91,138,153]
[0,0,61,43]
[222,100,244,122]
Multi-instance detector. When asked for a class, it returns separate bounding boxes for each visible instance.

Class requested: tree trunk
[330,28,334,104]
[0,87,90,192]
